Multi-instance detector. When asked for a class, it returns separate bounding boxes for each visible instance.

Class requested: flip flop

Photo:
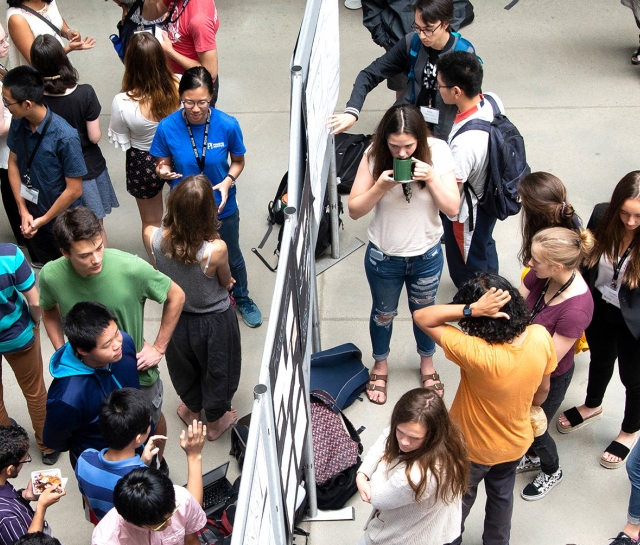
[366,373,387,405]
[600,437,638,469]
[421,372,444,393]
[556,406,602,434]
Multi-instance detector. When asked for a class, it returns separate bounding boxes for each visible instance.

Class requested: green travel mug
[393,158,414,182]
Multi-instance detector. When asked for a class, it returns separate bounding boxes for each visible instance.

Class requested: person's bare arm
[184,534,201,545]
[136,281,185,369]
[412,161,460,218]
[414,288,512,346]
[86,118,101,144]
[212,154,243,214]
[155,155,182,180]
[21,285,42,324]
[180,420,206,505]
[518,281,530,300]
[196,49,218,81]
[141,0,168,21]
[23,483,66,533]
[0,101,10,138]
[8,14,35,65]
[552,332,579,362]
[532,373,551,406]
[42,306,65,350]
[348,154,394,220]
[203,240,232,288]
[160,32,218,78]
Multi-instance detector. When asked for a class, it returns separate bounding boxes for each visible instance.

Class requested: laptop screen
[202,461,229,488]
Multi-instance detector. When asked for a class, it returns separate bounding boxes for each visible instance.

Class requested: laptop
[194,461,233,516]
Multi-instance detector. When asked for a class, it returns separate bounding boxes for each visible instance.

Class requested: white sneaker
[516,454,541,474]
[521,469,563,501]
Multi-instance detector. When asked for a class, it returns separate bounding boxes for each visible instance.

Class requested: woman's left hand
[410,158,437,183]
[65,29,81,42]
[212,178,233,214]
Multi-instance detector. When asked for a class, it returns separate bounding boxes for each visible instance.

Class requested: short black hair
[53,207,102,252]
[114,468,176,527]
[99,388,152,451]
[0,424,30,472]
[437,51,483,98]
[452,273,529,344]
[414,0,453,26]
[12,533,61,545]
[179,66,217,106]
[63,301,117,353]
[2,66,44,105]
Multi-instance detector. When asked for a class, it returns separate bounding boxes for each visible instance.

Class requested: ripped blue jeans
[364,242,443,361]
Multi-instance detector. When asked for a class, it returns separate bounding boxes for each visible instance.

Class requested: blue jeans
[218,208,250,304]
[364,242,443,361]
[627,440,640,524]
[529,363,575,474]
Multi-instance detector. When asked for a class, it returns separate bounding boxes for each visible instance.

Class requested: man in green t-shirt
[39,207,185,467]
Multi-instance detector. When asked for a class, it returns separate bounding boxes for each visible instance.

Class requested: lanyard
[612,242,635,289]
[21,114,52,188]
[166,0,191,25]
[184,109,210,174]
[529,271,576,323]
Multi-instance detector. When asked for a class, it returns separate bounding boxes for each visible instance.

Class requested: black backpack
[110,0,160,62]
[252,172,343,271]
[334,133,371,195]
[451,94,530,230]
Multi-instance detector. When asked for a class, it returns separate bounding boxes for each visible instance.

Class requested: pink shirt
[163,0,219,75]
[91,486,206,545]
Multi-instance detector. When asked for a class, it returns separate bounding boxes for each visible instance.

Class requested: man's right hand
[20,212,37,238]
[328,113,357,135]
[36,484,66,509]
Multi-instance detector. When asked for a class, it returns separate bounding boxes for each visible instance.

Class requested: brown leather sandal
[366,373,388,405]
[421,372,444,393]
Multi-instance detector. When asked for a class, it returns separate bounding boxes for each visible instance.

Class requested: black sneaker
[610,532,638,544]
[41,450,60,465]
[521,468,563,501]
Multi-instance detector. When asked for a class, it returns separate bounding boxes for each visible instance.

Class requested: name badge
[420,106,440,124]
[20,184,39,205]
[601,285,620,308]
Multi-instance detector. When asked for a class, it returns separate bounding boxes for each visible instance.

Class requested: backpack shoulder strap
[18,4,63,37]
[407,33,421,104]
[450,118,491,141]
[483,94,499,116]
[124,0,145,24]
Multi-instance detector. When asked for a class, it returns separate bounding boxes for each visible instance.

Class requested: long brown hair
[370,104,432,189]
[161,175,221,264]
[121,33,180,121]
[383,389,468,504]
[585,171,640,289]
[518,172,580,266]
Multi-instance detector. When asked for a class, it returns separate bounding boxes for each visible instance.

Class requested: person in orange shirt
[414,273,556,545]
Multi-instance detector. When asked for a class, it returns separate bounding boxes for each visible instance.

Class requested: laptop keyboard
[203,486,231,510]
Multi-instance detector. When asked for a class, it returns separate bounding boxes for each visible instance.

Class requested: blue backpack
[407,32,476,104]
[451,94,530,230]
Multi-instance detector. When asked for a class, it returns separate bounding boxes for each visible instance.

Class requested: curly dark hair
[452,273,529,344]
[0,424,29,471]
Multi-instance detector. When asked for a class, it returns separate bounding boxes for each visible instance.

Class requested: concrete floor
[0,0,638,543]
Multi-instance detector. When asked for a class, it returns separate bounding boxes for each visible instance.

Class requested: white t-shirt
[108,93,160,152]
[366,137,456,257]
[447,92,505,223]
[7,0,64,69]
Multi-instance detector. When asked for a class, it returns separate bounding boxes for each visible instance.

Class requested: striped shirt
[75,449,146,521]
[0,482,34,545]
[0,244,35,354]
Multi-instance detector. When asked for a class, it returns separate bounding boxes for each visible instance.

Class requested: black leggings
[585,290,640,434]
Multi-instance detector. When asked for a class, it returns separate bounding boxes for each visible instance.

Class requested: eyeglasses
[15,454,32,465]
[2,97,20,108]
[149,502,180,532]
[411,21,443,37]
[435,83,453,91]
[181,99,211,109]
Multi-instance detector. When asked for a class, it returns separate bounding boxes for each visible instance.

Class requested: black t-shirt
[417,33,455,109]
[43,84,106,180]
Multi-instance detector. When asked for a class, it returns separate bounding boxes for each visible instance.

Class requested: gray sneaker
[521,468,563,501]
[516,454,541,474]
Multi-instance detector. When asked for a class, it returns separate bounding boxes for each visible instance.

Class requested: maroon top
[524,270,594,377]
